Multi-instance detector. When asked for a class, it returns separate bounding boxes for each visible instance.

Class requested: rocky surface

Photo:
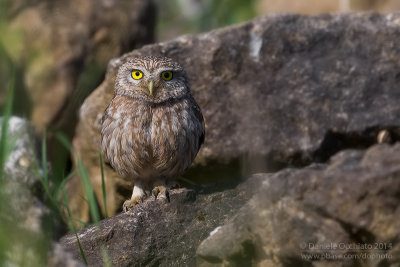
[70,12,400,219]
[2,117,39,186]
[48,243,85,267]
[60,177,262,266]
[0,117,49,235]
[0,117,81,266]
[61,143,400,266]
[197,144,400,266]
[4,0,155,133]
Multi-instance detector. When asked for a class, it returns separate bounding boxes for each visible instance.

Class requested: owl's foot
[122,196,144,212]
[152,185,170,202]
[123,183,145,212]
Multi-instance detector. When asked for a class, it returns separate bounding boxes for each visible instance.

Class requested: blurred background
[156,0,400,41]
[1,0,399,176]
[2,0,400,136]
[2,0,400,129]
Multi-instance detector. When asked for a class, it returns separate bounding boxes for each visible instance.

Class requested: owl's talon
[152,188,159,199]
[164,189,170,202]
[152,186,170,202]
[122,196,142,212]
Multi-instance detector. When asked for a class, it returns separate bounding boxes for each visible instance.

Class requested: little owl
[101,56,205,212]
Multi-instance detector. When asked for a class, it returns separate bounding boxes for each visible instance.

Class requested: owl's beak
[148,80,154,96]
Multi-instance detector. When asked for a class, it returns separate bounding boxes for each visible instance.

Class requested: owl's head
[114,56,190,104]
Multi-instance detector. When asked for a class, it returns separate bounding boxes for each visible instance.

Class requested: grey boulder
[0,117,83,266]
[71,12,400,219]
[197,144,400,266]
[60,178,262,266]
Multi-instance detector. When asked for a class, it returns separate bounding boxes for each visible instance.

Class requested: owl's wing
[100,102,115,165]
[190,96,205,150]
[198,122,205,150]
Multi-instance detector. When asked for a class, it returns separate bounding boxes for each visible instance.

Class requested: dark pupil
[164,72,170,78]
[135,72,140,76]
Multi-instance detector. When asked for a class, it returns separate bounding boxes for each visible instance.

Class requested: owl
[101,56,205,212]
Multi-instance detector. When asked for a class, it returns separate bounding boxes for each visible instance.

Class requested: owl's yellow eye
[132,70,143,80]
[161,71,173,81]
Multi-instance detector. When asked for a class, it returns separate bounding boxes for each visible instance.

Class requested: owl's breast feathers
[101,95,205,181]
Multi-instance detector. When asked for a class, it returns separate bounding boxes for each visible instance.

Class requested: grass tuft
[62,189,88,265]
[77,159,100,223]
[55,132,111,263]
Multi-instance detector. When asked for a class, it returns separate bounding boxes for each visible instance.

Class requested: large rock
[0,117,51,237]
[71,12,400,219]
[3,0,155,133]
[0,117,82,266]
[197,144,400,266]
[2,117,39,186]
[60,178,262,266]
[61,143,400,266]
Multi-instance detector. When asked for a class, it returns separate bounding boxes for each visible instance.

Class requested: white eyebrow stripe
[129,66,176,74]
[156,67,178,73]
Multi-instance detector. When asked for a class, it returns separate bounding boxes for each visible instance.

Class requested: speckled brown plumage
[101,56,204,211]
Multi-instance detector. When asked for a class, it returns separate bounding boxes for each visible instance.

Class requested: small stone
[18,156,30,168]
[377,129,391,144]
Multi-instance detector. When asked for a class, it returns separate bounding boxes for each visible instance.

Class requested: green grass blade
[55,132,101,222]
[63,189,88,265]
[54,170,75,200]
[41,129,48,190]
[178,176,198,185]
[99,152,108,218]
[101,245,112,267]
[77,160,100,223]
[0,63,15,181]
[74,231,88,265]
[54,132,73,151]
[55,130,110,266]
[70,217,90,228]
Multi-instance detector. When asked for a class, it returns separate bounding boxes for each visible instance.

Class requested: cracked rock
[197,144,400,266]
[60,179,262,266]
